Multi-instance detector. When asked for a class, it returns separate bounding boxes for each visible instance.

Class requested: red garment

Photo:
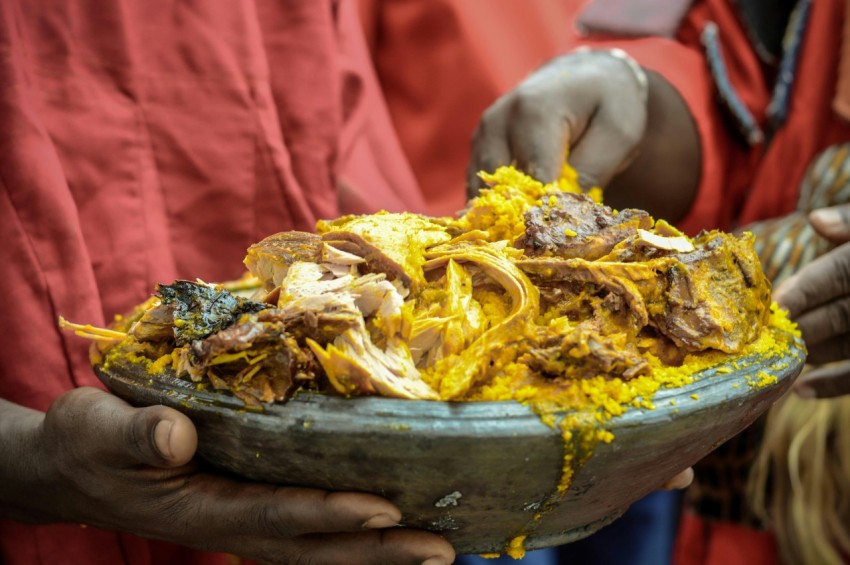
[578,0,850,235]
[0,1,421,563]
[359,0,588,217]
[674,512,779,565]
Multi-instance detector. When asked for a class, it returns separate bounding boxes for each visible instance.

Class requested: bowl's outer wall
[96,335,804,555]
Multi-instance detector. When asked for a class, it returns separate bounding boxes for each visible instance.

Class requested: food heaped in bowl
[67,166,805,557]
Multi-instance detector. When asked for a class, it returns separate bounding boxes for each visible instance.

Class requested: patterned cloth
[749,143,850,285]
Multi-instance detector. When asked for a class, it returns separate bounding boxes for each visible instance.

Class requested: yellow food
[67,163,800,559]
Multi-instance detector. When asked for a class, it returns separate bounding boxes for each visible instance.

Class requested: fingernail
[421,558,451,565]
[811,208,844,232]
[362,513,398,529]
[795,384,816,398]
[153,419,174,460]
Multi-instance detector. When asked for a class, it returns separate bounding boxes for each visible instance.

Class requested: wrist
[0,399,57,523]
[605,69,701,221]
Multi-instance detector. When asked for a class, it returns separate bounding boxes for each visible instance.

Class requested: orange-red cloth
[0,0,421,563]
[674,512,779,565]
[359,0,588,217]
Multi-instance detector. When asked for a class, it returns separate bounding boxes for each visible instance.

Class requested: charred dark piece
[157,281,269,346]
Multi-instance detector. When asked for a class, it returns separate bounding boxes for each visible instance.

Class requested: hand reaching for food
[466,49,700,222]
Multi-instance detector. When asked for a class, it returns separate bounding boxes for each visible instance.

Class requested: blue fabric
[455,490,681,565]
[455,549,556,565]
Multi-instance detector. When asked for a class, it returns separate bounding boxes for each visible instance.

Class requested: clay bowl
[93,330,804,555]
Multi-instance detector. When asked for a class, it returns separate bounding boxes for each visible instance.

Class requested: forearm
[604,70,701,223]
[0,398,53,523]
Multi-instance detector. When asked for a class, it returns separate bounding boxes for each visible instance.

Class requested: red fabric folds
[0,1,419,563]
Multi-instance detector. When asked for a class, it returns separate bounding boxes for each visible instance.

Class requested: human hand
[11,387,455,565]
[467,49,648,197]
[466,48,700,221]
[774,205,850,399]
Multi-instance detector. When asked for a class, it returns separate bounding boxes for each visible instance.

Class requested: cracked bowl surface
[93,330,804,555]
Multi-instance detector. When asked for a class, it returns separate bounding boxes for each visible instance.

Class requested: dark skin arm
[467,49,701,224]
[605,71,701,222]
[0,388,455,565]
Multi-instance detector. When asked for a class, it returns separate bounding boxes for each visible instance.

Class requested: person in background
[0,1,694,563]
[0,1,453,563]
[461,0,850,563]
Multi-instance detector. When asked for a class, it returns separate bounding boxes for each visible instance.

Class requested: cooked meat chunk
[156,281,268,346]
[309,327,439,400]
[276,260,439,400]
[408,259,486,368]
[319,212,451,291]
[517,192,652,260]
[654,231,771,353]
[518,231,771,354]
[193,318,272,359]
[422,243,540,399]
[260,307,361,345]
[244,231,323,289]
[129,302,176,342]
[518,258,662,330]
[183,316,319,408]
[524,324,650,381]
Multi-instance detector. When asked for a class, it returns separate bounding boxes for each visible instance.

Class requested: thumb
[50,388,198,468]
[144,406,198,466]
[810,205,850,243]
[104,391,198,467]
[795,360,850,399]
